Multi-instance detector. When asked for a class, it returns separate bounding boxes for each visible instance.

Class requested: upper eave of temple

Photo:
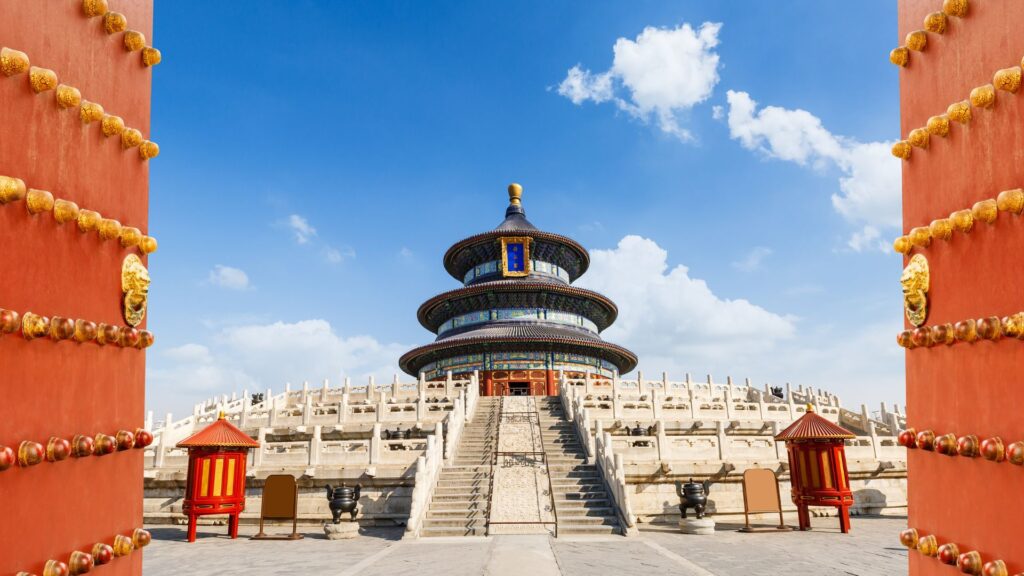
[416,279,619,333]
[443,185,590,283]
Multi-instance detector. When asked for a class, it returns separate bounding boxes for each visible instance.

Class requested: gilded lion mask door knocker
[122,254,150,327]
[901,254,929,327]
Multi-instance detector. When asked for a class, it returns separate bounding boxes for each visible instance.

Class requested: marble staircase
[420,397,500,537]
[537,397,623,536]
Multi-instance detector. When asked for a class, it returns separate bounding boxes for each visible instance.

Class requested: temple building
[400,184,637,396]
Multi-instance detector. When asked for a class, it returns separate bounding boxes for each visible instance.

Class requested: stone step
[439,472,491,480]
[428,500,487,511]
[548,457,588,463]
[552,499,613,510]
[432,493,491,502]
[426,509,486,519]
[555,491,608,501]
[555,524,623,536]
[434,487,490,497]
[547,468,599,477]
[550,506,616,517]
[437,475,490,483]
[441,465,489,472]
[552,484,604,493]
[556,515,619,526]
[421,518,487,528]
[421,526,487,537]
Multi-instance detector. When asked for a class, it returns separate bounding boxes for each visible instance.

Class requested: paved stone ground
[143,515,908,576]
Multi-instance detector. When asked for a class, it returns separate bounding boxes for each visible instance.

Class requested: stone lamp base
[679,517,716,535]
[324,522,360,540]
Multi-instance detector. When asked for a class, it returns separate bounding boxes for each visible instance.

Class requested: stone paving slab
[143,515,908,576]
[639,515,909,576]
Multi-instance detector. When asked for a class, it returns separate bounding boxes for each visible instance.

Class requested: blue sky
[147,1,904,418]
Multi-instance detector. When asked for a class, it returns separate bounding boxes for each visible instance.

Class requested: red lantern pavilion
[774,404,856,533]
[176,413,259,542]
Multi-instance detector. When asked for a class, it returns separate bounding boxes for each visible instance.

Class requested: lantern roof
[176,413,260,448]
[774,404,855,441]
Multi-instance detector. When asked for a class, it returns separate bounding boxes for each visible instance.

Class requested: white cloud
[846,225,887,253]
[578,235,904,409]
[207,265,250,290]
[147,319,407,416]
[558,22,722,140]
[731,246,772,272]
[558,65,614,105]
[288,214,317,244]
[578,236,797,365]
[725,90,901,246]
[711,105,724,120]
[325,245,356,264]
[398,247,414,258]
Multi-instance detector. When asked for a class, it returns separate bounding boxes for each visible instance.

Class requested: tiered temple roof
[399,184,637,378]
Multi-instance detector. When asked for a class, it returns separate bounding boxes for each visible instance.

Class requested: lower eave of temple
[398,332,638,376]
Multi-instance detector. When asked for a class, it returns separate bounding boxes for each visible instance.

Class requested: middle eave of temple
[416,280,619,333]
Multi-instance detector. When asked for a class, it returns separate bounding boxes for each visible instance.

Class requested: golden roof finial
[508,183,522,207]
[218,411,226,420]
[806,403,816,413]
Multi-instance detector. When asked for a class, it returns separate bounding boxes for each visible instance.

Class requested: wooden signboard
[252,474,303,540]
[739,469,790,532]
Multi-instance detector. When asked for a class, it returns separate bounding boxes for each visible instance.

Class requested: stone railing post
[585,370,593,395]
[869,421,881,459]
[716,420,727,461]
[339,393,349,424]
[436,421,447,460]
[772,422,785,460]
[302,395,313,426]
[240,391,250,429]
[268,398,279,427]
[321,378,330,403]
[343,376,352,396]
[651,389,662,420]
[392,374,401,397]
[309,425,322,467]
[253,427,267,468]
[445,371,454,398]
[725,385,734,419]
[370,423,381,464]
[145,411,153,432]
[377,395,387,423]
[154,414,171,468]
[656,420,666,461]
[367,375,376,403]
[636,370,643,393]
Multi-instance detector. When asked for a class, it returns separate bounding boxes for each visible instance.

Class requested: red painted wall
[899,1,1024,573]
[0,1,153,574]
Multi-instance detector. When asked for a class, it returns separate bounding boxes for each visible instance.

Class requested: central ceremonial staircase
[418,396,624,537]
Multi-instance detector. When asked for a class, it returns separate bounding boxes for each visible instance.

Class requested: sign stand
[252,474,304,540]
[739,469,792,533]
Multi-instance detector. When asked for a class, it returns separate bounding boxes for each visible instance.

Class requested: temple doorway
[508,382,530,396]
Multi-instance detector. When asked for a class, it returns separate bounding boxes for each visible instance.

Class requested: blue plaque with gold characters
[499,236,531,277]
